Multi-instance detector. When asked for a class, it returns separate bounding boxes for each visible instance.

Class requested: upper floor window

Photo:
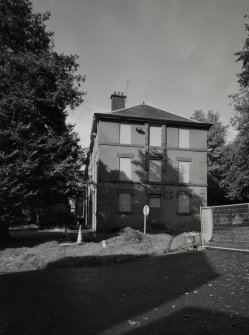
[120,124,131,144]
[179,129,189,148]
[119,157,131,180]
[178,194,190,214]
[149,159,162,182]
[178,162,190,184]
[149,126,161,146]
[179,161,190,183]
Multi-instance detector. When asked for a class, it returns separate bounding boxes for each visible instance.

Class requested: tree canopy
[226,16,249,201]
[191,110,228,205]
[0,0,86,239]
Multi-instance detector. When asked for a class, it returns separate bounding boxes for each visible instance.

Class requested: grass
[0,227,201,273]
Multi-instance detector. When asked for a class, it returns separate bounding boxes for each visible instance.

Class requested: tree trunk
[0,223,11,246]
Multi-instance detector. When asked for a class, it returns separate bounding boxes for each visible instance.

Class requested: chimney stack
[110,91,126,111]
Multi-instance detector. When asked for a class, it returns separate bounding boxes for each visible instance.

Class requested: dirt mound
[118,227,144,244]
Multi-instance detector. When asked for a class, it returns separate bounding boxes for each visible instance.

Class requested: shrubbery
[38,204,77,229]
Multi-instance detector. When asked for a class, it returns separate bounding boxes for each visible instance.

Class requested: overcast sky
[32,0,249,147]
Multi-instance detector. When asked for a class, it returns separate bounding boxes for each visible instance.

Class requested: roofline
[93,112,212,129]
[137,103,204,124]
[105,103,208,124]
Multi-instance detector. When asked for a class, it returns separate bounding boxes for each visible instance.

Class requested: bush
[39,204,77,229]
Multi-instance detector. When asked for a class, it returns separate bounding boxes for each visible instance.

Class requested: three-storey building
[86,92,211,233]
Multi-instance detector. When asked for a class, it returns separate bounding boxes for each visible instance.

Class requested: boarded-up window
[179,161,190,183]
[120,124,131,144]
[178,194,190,213]
[149,160,161,182]
[149,197,161,208]
[119,158,131,180]
[179,129,189,148]
[149,126,161,146]
[119,193,131,212]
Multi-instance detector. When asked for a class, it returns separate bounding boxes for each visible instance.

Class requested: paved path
[1,250,249,334]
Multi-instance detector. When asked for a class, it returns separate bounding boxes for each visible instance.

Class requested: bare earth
[1,249,249,334]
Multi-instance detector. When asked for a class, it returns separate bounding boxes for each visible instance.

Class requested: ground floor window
[178,194,190,214]
[149,196,161,225]
[119,193,132,213]
[149,196,161,208]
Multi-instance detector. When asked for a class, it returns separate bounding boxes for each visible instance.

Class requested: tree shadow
[0,251,226,335]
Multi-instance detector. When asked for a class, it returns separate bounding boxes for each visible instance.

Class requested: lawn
[0,249,249,334]
[0,227,198,273]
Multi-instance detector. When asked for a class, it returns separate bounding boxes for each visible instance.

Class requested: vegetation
[191,110,228,205]
[191,17,249,205]
[0,227,199,273]
[225,16,249,202]
[0,0,85,244]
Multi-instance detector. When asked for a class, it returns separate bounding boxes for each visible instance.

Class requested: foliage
[191,110,228,205]
[226,16,249,201]
[38,204,77,229]
[0,0,86,232]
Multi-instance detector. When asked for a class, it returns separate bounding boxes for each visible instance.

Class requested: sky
[32,0,249,147]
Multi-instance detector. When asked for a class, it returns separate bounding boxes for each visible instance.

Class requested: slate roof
[109,104,200,123]
[94,104,210,128]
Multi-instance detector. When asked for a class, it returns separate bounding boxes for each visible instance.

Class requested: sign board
[201,207,213,243]
[143,205,150,216]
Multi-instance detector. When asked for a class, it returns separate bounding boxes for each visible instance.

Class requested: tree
[226,15,249,201]
[0,0,85,243]
[191,110,228,205]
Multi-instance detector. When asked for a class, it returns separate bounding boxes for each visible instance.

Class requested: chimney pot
[110,90,127,111]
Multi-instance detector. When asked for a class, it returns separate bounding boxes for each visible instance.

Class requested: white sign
[201,207,213,243]
[143,205,150,216]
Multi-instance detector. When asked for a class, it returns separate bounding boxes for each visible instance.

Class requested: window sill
[177,212,191,216]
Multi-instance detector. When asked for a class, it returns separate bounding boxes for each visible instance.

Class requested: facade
[85,92,211,233]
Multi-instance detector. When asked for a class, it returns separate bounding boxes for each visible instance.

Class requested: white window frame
[178,194,190,214]
[119,157,131,180]
[149,126,161,147]
[179,161,190,184]
[179,129,190,149]
[119,193,132,213]
[120,124,131,144]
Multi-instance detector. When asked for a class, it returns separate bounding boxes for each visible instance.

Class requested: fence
[200,203,249,251]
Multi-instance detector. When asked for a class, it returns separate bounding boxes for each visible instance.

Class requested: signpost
[143,205,150,234]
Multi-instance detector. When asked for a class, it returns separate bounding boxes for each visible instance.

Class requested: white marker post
[143,205,150,234]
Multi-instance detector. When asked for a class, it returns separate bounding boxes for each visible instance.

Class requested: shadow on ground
[1,251,245,334]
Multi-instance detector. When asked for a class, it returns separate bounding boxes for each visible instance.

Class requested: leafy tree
[191,110,228,205]
[226,16,249,201]
[0,0,85,243]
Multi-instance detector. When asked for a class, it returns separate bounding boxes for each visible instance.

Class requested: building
[85,92,211,233]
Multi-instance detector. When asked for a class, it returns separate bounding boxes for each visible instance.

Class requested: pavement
[1,250,249,334]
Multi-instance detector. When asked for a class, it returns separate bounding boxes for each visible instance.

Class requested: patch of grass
[0,228,199,273]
